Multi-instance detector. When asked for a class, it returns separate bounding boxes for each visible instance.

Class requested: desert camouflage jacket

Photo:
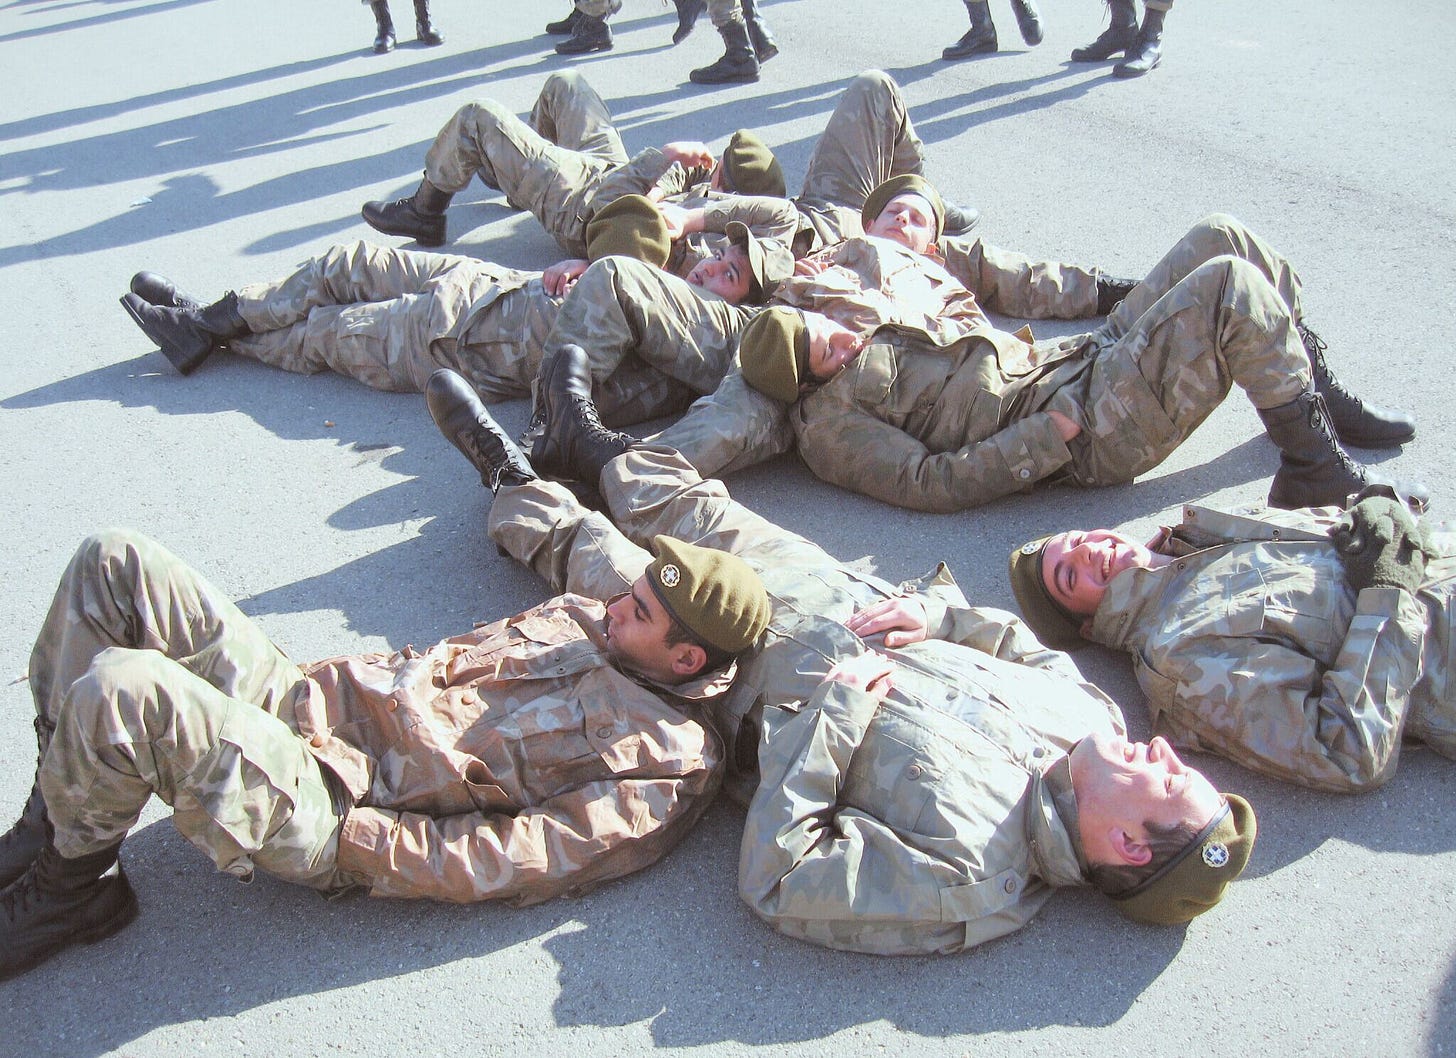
[1087,503,1456,792]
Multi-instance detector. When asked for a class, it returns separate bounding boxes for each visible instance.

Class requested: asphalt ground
[1,1,1453,1055]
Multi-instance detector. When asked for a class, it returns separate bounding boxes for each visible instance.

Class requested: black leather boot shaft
[361,176,452,246]
[130,271,201,311]
[1,842,137,982]
[371,0,396,52]
[425,370,536,492]
[690,19,760,83]
[555,13,613,54]
[742,0,778,62]
[1095,274,1140,315]
[0,782,49,891]
[1301,323,1416,448]
[672,0,707,45]
[1070,0,1138,61]
[943,2,998,59]
[413,0,443,44]
[530,346,634,487]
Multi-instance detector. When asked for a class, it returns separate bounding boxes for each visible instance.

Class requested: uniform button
[1018,468,1031,480]
[906,764,923,779]
[1003,878,1017,894]
[596,726,613,739]
[309,733,326,748]
[1031,746,1045,758]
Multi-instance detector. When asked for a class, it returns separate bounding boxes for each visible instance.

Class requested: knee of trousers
[57,647,200,742]
[1184,213,1252,258]
[844,70,902,111]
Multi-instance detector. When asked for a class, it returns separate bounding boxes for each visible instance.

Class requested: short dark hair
[1086,817,1202,896]
[662,611,739,677]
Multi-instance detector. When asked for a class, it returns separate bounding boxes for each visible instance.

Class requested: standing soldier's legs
[556,0,618,54]
[529,70,629,165]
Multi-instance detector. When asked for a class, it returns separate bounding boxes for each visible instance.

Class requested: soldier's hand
[543,258,589,297]
[846,597,928,648]
[1331,496,1432,595]
[824,651,895,701]
[793,256,830,277]
[662,141,716,169]
[1047,410,1082,442]
[657,202,701,240]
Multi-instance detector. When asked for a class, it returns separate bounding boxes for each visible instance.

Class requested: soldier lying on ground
[423,363,1257,955]
[0,524,769,980]
[1006,493,1454,793]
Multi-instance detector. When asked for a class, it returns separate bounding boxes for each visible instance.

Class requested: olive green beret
[738,306,809,404]
[647,535,770,656]
[585,194,671,267]
[1007,536,1087,651]
[725,221,794,304]
[1110,795,1258,925]
[722,130,786,198]
[860,174,946,241]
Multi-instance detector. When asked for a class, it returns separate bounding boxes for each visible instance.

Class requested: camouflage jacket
[307,593,726,904]
[793,325,1093,512]
[1087,504,1456,792]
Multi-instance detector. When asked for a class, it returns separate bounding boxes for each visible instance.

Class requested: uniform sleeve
[795,399,1073,513]
[649,370,793,479]
[922,603,1090,680]
[937,237,1099,320]
[1141,586,1428,792]
[337,720,721,904]
[593,148,675,208]
[698,195,801,243]
[737,682,1004,955]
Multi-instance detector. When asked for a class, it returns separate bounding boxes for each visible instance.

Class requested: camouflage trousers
[28,530,349,889]
[1059,218,1311,486]
[424,71,628,257]
[708,0,745,28]
[794,70,1097,318]
[574,0,623,18]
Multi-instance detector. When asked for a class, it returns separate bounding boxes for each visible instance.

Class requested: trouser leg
[1067,256,1309,485]
[1099,214,1304,341]
[489,479,649,600]
[797,70,925,215]
[529,71,629,165]
[650,372,795,478]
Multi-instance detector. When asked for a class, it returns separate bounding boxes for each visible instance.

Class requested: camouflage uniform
[574,0,622,18]
[1087,503,1456,793]
[29,530,724,904]
[794,214,1313,512]
[489,446,1128,955]
[421,71,797,260]
[793,70,1099,320]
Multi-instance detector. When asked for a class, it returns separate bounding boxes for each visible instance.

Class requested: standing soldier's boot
[742,0,779,62]
[1070,0,1138,61]
[119,290,250,376]
[531,346,635,485]
[555,13,614,54]
[370,0,396,53]
[672,0,707,44]
[1010,0,1044,45]
[545,5,583,34]
[1114,3,1165,77]
[361,175,455,246]
[426,370,538,492]
[690,19,760,83]
[0,841,137,981]
[1298,323,1416,448]
[943,1,998,59]
[1259,390,1428,511]
[414,0,444,45]
[0,720,53,890]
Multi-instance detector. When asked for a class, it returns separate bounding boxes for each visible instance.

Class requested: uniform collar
[1028,753,1091,888]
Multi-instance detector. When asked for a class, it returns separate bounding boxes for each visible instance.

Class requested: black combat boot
[546,5,581,34]
[1010,0,1044,45]
[370,1,396,53]
[1071,0,1138,61]
[413,0,444,45]
[0,784,49,890]
[129,271,201,311]
[361,176,454,247]
[426,370,537,491]
[742,0,779,62]
[1114,5,1164,77]
[531,346,635,486]
[120,290,249,375]
[1259,390,1428,511]
[1298,324,1416,448]
[943,1,998,59]
[556,13,613,54]
[672,0,707,44]
[690,19,760,83]
[0,841,137,981]
[1096,273,1140,314]
[942,201,981,237]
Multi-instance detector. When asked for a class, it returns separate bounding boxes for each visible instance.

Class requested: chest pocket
[938,869,1028,923]
[1182,566,1268,639]
[849,345,920,418]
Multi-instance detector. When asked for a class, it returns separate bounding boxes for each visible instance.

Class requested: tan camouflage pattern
[1086,503,1456,792]
[707,0,745,28]
[794,215,1313,512]
[490,447,1129,954]
[573,0,622,18]
[27,530,726,905]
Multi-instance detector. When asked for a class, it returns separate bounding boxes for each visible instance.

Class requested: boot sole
[0,877,138,981]
[689,69,760,84]
[1337,426,1416,449]
[555,40,613,54]
[118,296,211,375]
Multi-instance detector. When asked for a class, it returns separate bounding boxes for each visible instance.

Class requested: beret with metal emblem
[725,220,795,304]
[646,535,770,656]
[738,306,809,404]
[860,173,946,242]
[1007,536,1088,651]
[722,130,786,198]
[585,194,672,267]
[1109,794,1258,925]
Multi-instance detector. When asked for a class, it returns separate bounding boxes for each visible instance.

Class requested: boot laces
[1300,323,1363,410]
[569,396,630,447]
[1305,395,1362,477]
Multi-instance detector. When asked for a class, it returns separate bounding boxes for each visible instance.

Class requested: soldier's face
[1069,733,1224,866]
[803,312,864,381]
[865,193,938,254]
[687,244,752,304]
[604,577,694,683]
[1040,529,1154,618]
